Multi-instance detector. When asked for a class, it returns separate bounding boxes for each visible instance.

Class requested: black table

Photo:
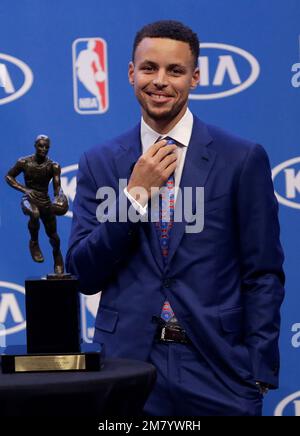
[0,358,156,416]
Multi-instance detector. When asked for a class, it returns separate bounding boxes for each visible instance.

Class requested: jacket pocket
[219,307,243,332]
[95,307,119,333]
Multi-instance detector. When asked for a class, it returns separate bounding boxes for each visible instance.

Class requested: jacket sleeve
[237,144,285,388]
[66,151,140,293]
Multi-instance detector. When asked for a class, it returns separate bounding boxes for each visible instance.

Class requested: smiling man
[67,21,285,416]
[129,36,199,129]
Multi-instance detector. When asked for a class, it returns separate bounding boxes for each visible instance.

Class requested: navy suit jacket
[66,116,285,398]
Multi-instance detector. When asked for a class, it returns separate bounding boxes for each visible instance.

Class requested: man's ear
[128,61,135,86]
[190,67,200,89]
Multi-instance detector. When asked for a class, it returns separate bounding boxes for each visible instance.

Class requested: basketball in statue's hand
[95,70,106,82]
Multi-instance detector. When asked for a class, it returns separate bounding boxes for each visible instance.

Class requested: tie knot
[164,136,177,146]
[164,136,176,145]
[156,135,176,146]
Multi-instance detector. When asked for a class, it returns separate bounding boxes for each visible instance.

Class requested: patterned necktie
[155,138,178,323]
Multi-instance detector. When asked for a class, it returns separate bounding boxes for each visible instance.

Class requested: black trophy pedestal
[1,275,102,373]
[25,276,80,353]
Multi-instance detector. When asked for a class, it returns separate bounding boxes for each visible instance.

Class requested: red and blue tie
[155,138,178,323]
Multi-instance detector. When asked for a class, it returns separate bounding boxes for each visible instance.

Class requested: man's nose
[152,69,168,87]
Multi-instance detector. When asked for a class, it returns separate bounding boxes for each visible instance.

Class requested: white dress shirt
[124,108,194,215]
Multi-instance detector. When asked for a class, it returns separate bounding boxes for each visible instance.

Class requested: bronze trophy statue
[5,134,68,276]
[1,135,103,373]
[1,135,102,373]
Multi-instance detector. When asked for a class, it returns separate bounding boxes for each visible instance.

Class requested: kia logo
[0,53,33,105]
[0,281,26,336]
[272,157,300,209]
[61,164,78,218]
[274,391,300,416]
[189,43,260,100]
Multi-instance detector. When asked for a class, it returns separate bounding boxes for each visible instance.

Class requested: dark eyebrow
[167,63,186,70]
[139,60,186,70]
[139,60,158,67]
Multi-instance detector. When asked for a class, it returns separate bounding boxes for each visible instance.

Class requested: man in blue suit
[67,20,285,416]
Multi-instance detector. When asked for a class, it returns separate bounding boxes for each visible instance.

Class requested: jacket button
[163,278,171,288]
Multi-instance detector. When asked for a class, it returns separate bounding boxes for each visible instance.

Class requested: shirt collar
[140,108,193,153]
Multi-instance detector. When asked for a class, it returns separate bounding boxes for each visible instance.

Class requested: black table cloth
[0,358,156,416]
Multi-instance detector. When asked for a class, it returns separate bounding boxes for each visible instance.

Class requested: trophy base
[1,344,103,373]
[46,272,73,280]
[25,276,80,354]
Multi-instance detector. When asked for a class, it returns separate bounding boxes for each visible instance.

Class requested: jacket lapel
[166,117,216,267]
[114,124,142,180]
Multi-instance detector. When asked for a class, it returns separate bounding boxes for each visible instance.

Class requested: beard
[139,96,187,123]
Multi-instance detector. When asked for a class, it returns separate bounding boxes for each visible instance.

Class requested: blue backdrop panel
[0,0,299,416]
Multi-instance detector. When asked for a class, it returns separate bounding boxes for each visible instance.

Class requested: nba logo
[72,37,109,114]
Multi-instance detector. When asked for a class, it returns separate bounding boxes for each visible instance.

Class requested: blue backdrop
[0,0,299,416]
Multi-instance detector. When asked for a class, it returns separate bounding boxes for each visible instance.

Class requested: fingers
[162,161,177,182]
[154,144,177,163]
[147,139,168,157]
[138,140,177,171]
[129,138,178,197]
[157,151,177,172]
[147,139,177,159]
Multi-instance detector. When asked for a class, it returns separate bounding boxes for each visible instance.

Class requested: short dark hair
[132,20,200,68]
[35,134,50,146]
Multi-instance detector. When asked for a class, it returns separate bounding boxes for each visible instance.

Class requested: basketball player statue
[5,135,68,275]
